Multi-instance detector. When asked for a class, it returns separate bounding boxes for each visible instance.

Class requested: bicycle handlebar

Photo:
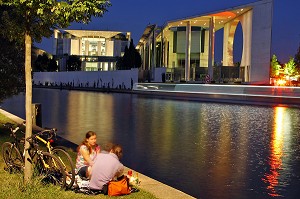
[4,122,57,145]
[37,128,57,140]
[25,128,57,144]
[3,122,24,136]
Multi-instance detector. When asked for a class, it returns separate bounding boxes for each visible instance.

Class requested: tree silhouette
[48,58,58,72]
[294,44,300,71]
[33,53,49,72]
[67,55,82,71]
[116,39,142,70]
[0,37,25,102]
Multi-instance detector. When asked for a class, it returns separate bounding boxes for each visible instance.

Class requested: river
[1,88,300,199]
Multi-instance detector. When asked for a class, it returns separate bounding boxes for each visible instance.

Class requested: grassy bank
[0,113,157,199]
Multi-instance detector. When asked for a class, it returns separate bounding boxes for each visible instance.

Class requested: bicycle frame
[33,130,69,167]
[27,135,57,167]
[35,134,52,151]
[6,123,24,151]
[28,128,75,189]
[34,135,57,169]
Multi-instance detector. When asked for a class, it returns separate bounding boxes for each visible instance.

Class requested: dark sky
[35,0,300,63]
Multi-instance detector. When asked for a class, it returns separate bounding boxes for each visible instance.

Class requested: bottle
[135,172,140,185]
[127,170,135,184]
[127,170,133,177]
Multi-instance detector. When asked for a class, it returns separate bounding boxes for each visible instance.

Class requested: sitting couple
[75,131,124,191]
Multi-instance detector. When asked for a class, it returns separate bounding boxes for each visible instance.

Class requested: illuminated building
[136,0,273,84]
[53,29,131,71]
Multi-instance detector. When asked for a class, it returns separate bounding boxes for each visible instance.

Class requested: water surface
[1,88,300,199]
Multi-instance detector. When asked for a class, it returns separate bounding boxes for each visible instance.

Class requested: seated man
[89,144,124,191]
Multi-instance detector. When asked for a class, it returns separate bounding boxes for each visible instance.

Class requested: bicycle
[25,133,67,188]
[2,123,69,189]
[1,122,25,173]
[33,128,75,189]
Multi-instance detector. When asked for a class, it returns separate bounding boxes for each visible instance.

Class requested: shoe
[130,187,139,193]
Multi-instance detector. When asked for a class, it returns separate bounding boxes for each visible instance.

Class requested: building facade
[53,29,131,71]
[137,0,273,84]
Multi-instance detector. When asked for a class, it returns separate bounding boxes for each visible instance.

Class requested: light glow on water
[262,107,285,197]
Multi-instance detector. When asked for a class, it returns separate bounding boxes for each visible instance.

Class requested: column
[208,17,215,80]
[240,11,253,82]
[148,37,151,70]
[161,28,164,67]
[85,40,89,56]
[151,27,156,78]
[53,29,59,55]
[143,44,146,70]
[127,32,131,47]
[185,21,191,81]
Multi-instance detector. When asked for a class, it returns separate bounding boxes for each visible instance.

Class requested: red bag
[108,176,131,196]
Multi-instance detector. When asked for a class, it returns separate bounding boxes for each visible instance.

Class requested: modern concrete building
[53,29,131,71]
[136,0,273,84]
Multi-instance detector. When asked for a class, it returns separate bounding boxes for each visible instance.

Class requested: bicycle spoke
[33,152,66,188]
[52,147,75,189]
[1,142,24,172]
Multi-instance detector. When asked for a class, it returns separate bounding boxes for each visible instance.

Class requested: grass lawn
[0,113,158,199]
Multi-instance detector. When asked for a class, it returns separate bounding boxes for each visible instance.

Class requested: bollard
[32,103,42,127]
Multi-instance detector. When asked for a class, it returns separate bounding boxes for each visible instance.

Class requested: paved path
[0,108,196,199]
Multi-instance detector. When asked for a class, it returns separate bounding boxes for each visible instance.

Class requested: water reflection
[262,107,288,197]
[1,89,300,199]
[65,91,115,141]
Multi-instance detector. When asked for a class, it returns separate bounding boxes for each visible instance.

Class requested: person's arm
[95,145,101,154]
[80,146,93,166]
[115,163,124,178]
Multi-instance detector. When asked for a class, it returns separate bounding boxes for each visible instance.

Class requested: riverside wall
[133,83,300,107]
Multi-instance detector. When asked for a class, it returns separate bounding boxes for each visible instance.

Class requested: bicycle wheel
[52,147,75,189]
[33,151,66,189]
[1,142,24,172]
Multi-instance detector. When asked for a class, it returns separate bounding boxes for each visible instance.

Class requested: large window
[85,62,98,71]
[89,41,98,56]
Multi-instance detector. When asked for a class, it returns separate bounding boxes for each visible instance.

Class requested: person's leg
[86,166,92,179]
[78,166,89,179]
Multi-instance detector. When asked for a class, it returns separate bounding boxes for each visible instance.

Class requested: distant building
[137,0,273,84]
[53,29,131,71]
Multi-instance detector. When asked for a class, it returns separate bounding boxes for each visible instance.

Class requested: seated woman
[89,144,124,191]
[75,131,100,179]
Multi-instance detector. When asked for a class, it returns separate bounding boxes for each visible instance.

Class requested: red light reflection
[262,107,284,197]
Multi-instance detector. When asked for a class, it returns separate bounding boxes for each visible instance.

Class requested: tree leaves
[0,37,25,102]
[0,0,111,41]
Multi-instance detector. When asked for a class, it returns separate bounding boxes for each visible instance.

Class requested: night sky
[35,0,300,64]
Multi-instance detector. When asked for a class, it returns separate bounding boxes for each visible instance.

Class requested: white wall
[34,68,166,89]
[250,0,273,83]
[33,69,139,89]
[106,40,114,56]
[70,39,80,55]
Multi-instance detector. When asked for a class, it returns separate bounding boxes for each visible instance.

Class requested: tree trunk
[24,32,33,183]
